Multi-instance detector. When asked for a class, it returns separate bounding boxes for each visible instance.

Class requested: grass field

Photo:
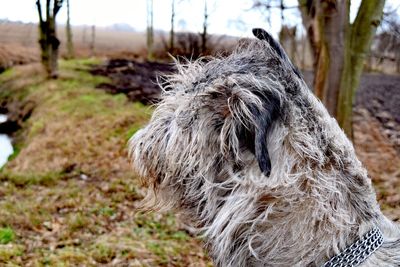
[0,61,211,266]
[0,21,147,71]
[0,59,399,266]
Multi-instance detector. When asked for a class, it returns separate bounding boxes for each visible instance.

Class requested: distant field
[0,21,147,70]
[0,21,239,72]
[1,20,398,74]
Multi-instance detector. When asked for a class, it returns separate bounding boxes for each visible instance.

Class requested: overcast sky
[0,0,398,38]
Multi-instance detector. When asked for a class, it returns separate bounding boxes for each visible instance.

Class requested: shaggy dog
[129,29,400,266]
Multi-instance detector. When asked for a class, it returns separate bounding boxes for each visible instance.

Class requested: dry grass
[0,21,237,71]
[0,21,147,70]
[0,60,211,266]
[354,108,400,221]
[0,57,397,266]
[0,43,39,71]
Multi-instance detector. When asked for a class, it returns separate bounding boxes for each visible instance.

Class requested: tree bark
[201,0,208,54]
[147,0,154,60]
[337,0,385,138]
[90,25,96,57]
[299,0,385,138]
[299,0,348,116]
[169,0,175,53]
[36,0,63,79]
[66,0,74,59]
[279,26,297,64]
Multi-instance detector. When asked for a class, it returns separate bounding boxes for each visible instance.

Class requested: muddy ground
[90,59,175,104]
[303,71,400,152]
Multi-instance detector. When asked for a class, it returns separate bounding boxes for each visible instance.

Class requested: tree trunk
[49,18,60,77]
[201,0,208,54]
[299,0,349,116]
[90,25,96,57]
[298,0,318,72]
[279,26,297,64]
[36,0,63,79]
[82,26,87,43]
[169,0,175,53]
[337,0,385,138]
[299,0,384,138]
[147,0,154,60]
[66,0,74,59]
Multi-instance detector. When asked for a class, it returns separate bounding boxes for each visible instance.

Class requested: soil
[90,59,175,104]
[0,100,35,135]
[303,71,400,152]
[357,73,400,123]
[303,71,400,121]
[0,98,35,135]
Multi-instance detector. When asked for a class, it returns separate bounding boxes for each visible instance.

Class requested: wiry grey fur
[129,30,400,266]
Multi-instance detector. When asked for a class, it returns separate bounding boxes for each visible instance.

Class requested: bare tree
[253,0,385,137]
[299,0,385,138]
[278,25,296,63]
[376,7,400,73]
[36,0,64,78]
[90,25,96,57]
[66,0,74,59]
[82,26,87,44]
[170,0,176,53]
[253,0,299,27]
[201,0,208,53]
[147,0,154,60]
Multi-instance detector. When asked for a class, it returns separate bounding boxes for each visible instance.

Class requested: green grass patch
[0,171,61,187]
[59,58,101,70]
[0,68,15,82]
[0,244,23,263]
[171,231,189,241]
[99,206,115,217]
[90,243,116,264]
[67,213,90,232]
[146,242,168,262]
[0,59,211,266]
[124,124,142,141]
[0,227,15,244]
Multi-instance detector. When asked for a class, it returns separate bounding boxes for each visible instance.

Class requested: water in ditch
[0,114,14,168]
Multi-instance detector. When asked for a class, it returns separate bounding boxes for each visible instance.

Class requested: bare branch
[36,0,44,23]
[46,0,50,20]
[252,0,301,10]
[54,0,64,15]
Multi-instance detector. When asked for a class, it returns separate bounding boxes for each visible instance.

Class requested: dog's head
[129,29,308,207]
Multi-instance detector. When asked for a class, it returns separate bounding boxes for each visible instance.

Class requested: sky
[0,0,398,38]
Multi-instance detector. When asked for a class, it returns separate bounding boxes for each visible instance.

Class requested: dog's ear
[252,28,302,79]
[247,92,280,177]
[223,89,280,177]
